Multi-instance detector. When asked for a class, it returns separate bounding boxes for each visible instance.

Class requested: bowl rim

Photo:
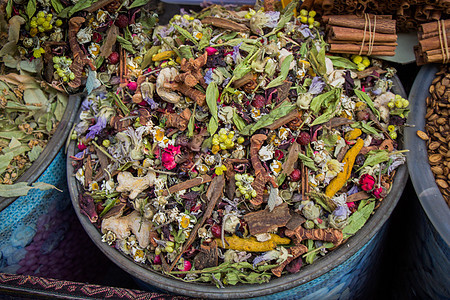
[67,77,408,298]
[404,64,450,246]
[0,93,82,212]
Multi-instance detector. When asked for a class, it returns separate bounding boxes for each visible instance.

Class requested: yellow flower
[154,127,165,142]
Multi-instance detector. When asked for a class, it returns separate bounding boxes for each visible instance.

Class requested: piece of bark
[162,174,212,196]
[265,109,302,130]
[271,244,308,277]
[168,175,225,272]
[277,80,292,102]
[285,212,306,231]
[336,144,349,162]
[232,72,255,89]
[84,154,93,188]
[323,117,355,129]
[280,142,301,177]
[194,240,219,270]
[101,201,126,220]
[285,227,344,245]
[99,24,118,58]
[84,0,115,12]
[356,66,387,79]
[346,191,371,202]
[201,16,249,32]
[243,202,291,236]
[94,147,110,182]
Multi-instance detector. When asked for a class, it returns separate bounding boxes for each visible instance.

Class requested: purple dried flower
[231,42,242,63]
[299,24,314,39]
[204,68,214,84]
[308,77,325,95]
[265,11,280,28]
[86,116,107,139]
[144,97,158,110]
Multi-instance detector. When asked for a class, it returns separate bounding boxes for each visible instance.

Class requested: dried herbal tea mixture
[70,1,408,287]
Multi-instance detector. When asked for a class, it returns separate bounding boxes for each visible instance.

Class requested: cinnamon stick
[328,26,398,43]
[329,43,396,56]
[419,34,450,52]
[419,20,450,39]
[162,174,212,196]
[424,48,450,63]
[325,15,396,34]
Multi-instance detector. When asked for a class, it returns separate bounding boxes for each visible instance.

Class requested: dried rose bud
[77,142,87,151]
[289,169,301,182]
[211,223,221,238]
[274,149,284,160]
[92,32,102,43]
[179,260,192,272]
[251,94,266,108]
[115,14,129,28]
[205,47,218,55]
[127,81,137,91]
[153,255,162,265]
[296,132,311,145]
[108,52,119,64]
[359,174,375,191]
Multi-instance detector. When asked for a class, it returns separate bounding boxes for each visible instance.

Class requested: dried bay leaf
[24,88,48,106]
[0,152,14,174]
[99,24,118,58]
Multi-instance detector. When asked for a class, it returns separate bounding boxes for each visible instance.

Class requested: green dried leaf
[187,104,196,138]
[358,150,390,171]
[28,145,42,162]
[298,152,318,171]
[68,0,96,17]
[232,110,246,132]
[272,0,297,34]
[99,198,119,218]
[141,45,161,69]
[51,0,64,13]
[0,152,14,174]
[206,82,219,136]
[310,89,335,114]
[0,181,60,198]
[6,0,13,19]
[308,45,327,77]
[265,54,293,89]
[342,201,375,237]
[310,110,334,126]
[8,137,21,149]
[3,145,30,157]
[240,102,295,136]
[354,89,380,119]
[351,121,379,135]
[26,0,37,19]
[23,88,47,106]
[173,24,198,46]
[198,27,212,51]
[116,36,136,54]
[327,55,358,69]
[58,6,73,18]
[127,0,150,9]
[178,45,193,59]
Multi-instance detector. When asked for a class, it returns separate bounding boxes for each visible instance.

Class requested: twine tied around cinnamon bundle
[360,13,377,56]
[437,19,449,63]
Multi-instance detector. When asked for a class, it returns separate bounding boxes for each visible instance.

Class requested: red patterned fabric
[0,273,190,299]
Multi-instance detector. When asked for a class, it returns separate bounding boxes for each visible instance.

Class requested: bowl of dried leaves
[67,1,408,297]
[405,64,450,245]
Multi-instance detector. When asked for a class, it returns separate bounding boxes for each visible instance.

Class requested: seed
[416,130,429,140]
[436,179,449,189]
[429,154,443,164]
[429,141,441,151]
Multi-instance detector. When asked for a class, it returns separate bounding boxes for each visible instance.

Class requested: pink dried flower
[161,145,181,170]
[127,81,137,91]
[77,142,87,151]
[179,260,192,272]
[205,47,218,55]
[359,174,375,191]
[153,255,161,265]
[373,186,384,199]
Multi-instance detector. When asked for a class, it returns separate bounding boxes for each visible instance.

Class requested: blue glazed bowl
[67,76,408,299]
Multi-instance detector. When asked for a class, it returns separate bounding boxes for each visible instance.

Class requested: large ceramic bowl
[67,77,408,299]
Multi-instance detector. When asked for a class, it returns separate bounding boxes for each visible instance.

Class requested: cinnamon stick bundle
[415,20,450,64]
[324,14,398,56]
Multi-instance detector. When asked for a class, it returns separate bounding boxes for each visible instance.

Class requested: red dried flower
[359,174,375,191]
[274,149,284,160]
[108,52,120,65]
[115,14,129,28]
[296,132,311,145]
